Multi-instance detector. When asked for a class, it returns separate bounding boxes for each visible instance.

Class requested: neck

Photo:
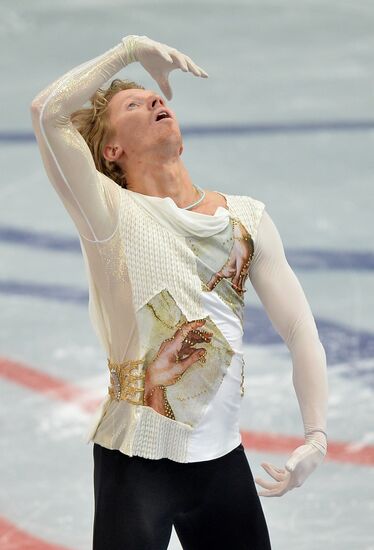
[125,155,200,208]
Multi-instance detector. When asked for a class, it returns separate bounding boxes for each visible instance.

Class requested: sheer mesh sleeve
[30,39,136,242]
[248,209,328,451]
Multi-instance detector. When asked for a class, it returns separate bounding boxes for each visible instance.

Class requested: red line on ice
[0,517,71,550]
[0,356,97,412]
[1,355,374,466]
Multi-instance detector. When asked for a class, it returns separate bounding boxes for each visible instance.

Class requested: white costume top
[30,39,328,462]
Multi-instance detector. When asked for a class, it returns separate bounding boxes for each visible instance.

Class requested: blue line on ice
[1,225,373,270]
[2,118,374,143]
[0,278,373,379]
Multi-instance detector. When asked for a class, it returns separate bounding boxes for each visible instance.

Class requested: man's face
[106,88,183,160]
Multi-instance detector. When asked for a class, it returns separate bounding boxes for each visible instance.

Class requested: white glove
[255,433,327,497]
[248,211,329,498]
[122,35,208,100]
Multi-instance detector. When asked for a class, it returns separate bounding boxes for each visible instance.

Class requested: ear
[103,143,124,162]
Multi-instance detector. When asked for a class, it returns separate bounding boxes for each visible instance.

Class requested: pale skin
[102,87,227,214]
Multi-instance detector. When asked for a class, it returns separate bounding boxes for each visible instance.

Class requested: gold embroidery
[240,356,245,397]
[143,319,210,419]
[175,374,225,401]
[145,301,187,331]
[144,385,176,420]
[107,357,146,405]
[138,289,235,426]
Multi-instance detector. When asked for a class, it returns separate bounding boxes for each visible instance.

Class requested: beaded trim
[107,357,146,405]
[144,385,176,420]
[240,356,245,397]
[107,357,184,418]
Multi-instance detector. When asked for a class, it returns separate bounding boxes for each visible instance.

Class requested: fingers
[256,472,300,497]
[256,482,287,497]
[261,463,287,481]
[185,56,209,77]
[184,319,207,332]
[157,75,173,101]
[176,347,207,374]
[206,272,223,290]
[179,53,208,77]
[254,461,292,497]
[184,58,201,76]
[258,486,289,498]
[255,477,280,490]
[255,478,290,497]
[170,51,189,72]
[173,319,206,347]
[159,49,174,64]
[168,49,209,78]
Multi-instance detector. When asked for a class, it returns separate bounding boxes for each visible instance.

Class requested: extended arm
[30,37,139,241]
[30,35,208,242]
[248,209,329,496]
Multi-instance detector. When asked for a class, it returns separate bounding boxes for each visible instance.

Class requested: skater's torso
[80,175,265,462]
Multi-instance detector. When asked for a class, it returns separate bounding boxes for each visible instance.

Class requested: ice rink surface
[0,0,373,548]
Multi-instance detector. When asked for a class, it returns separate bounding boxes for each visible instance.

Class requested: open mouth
[155,110,172,122]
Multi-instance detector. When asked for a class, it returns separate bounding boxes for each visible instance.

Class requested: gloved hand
[122,35,208,100]
[246,204,329,498]
[254,437,327,497]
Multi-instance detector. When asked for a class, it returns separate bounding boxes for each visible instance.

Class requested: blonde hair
[70,78,145,188]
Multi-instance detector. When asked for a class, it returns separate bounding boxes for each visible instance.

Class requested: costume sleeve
[30,37,138,242]
[248,209,328,453]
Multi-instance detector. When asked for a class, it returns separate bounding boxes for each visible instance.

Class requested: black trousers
[92,442,272,550]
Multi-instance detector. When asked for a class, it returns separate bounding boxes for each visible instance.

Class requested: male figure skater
[30,34,328,550]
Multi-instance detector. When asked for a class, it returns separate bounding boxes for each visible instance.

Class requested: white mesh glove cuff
[305,429,328,455]
[120,34,142,65]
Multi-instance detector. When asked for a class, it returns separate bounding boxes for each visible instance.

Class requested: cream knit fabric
[30,37,328,463]
[83,186,264,462]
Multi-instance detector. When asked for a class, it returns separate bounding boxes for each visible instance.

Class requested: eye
[128,102,138,109]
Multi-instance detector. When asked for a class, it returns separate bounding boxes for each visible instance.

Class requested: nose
[149,94,165,110]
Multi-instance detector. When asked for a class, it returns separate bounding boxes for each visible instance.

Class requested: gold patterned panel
[107,357,146,405]
[185,216,254,327]
[133,288,235,427]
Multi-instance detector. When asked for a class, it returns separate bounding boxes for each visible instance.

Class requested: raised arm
[30,35,209,242]
[248,209,329,497]
[30,36,140,241]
